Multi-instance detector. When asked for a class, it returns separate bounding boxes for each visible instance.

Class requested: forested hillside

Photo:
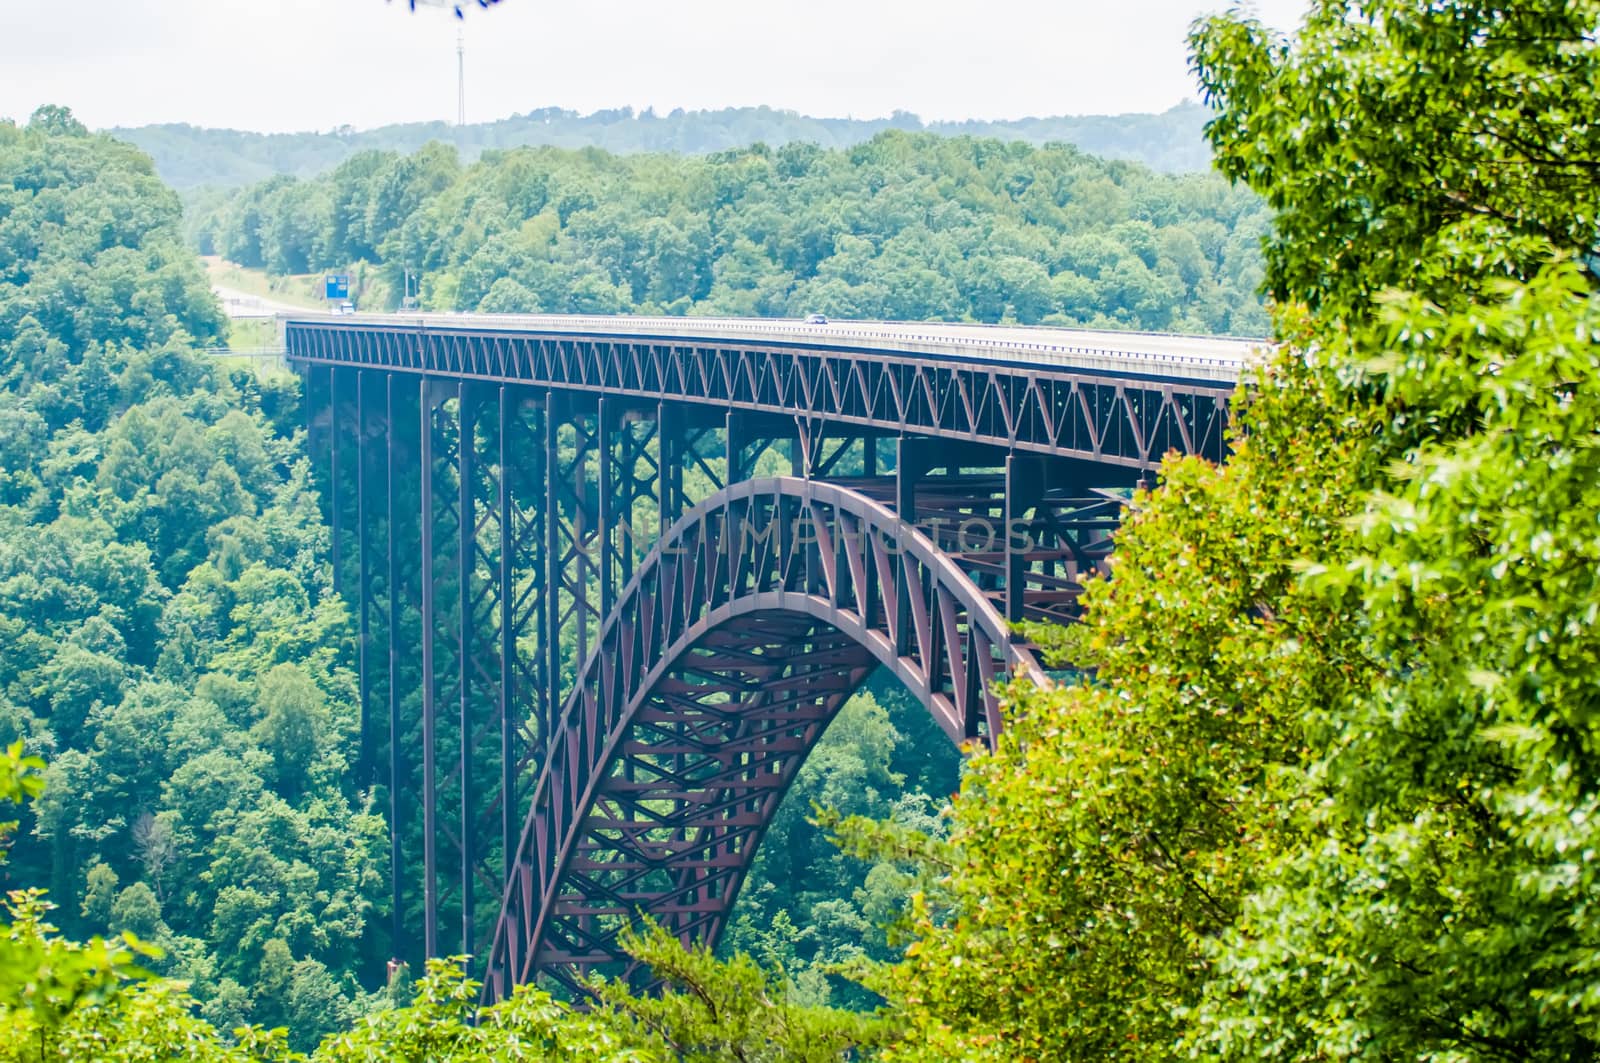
[0,106,399,1043]
[195,133,1270,335]
[122,101,1212,189]
[0,106,960,1050]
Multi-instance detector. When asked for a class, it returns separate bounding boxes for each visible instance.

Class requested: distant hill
[112,102,1214,188]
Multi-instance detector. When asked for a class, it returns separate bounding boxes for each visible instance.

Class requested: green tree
[862,2,1600,1059]
[79,861,118,929]
[108,882,163,940]
[590,923,890,1062]
[1172,2,1600,1056]
[1190,0,1600,318]
[251,664,327,798]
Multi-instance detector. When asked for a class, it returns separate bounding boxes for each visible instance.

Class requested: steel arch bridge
[285,313,1248,1000]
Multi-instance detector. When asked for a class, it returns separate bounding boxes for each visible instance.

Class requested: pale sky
[1,0,1309,133]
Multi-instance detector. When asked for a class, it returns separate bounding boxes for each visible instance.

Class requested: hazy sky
[2,0,1309,133]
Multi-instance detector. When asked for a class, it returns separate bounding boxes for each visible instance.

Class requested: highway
[214,284,315,319]
[280,311,1264,385]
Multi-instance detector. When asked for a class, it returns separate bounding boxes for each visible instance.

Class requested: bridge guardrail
[282,312,1261,385]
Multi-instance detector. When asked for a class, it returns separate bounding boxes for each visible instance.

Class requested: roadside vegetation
[202,256,326,311]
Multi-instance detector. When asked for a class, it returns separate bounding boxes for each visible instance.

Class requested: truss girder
[286,322,1231,472]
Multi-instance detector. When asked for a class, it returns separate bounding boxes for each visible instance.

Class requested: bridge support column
[598,399,615,623]
[420,377,481,962]
[419,379,440,961]
[328,366,345,594]
[355,372,376,787]
[314,364,367,767]
[544,392,562,828]
[495,385,546,950]
[1005,455,1047,625]
[457,383,478,964]
[726,411,746,484]
[657,402,684,541]
[384,372,421,965]
[895,437,936,657]
[595,398,666,621]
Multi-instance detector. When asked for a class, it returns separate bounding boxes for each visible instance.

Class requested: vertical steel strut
[356,372,372,785]
[419,379,438,960]
[458,383,476,960]
[385,372,405,961]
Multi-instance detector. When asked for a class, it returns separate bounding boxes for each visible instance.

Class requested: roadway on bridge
[283,310,1262,385]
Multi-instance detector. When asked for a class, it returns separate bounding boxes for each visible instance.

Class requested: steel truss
[298,321,1225,994]
[321,369,552,965]
[287,321,1231,471]
[480,477,1047,1001]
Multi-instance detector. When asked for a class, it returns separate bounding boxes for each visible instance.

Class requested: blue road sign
[325,273,351,300]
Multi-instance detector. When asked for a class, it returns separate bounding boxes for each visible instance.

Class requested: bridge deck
[282,312,1259,385]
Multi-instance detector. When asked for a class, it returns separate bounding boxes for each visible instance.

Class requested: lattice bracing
[482,478,1046,1000]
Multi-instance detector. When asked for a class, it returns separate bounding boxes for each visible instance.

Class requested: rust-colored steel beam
[480,477,1047,1002]
[285,321,1231,472]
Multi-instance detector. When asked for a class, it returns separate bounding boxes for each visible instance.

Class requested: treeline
[192,133,1271,335]
[121,101,1214,189]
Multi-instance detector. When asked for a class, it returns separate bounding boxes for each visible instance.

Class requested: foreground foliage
[854,0,1600,1058]
[2,765,884,1061]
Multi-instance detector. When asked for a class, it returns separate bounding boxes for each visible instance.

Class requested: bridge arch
[483,477,1046,999]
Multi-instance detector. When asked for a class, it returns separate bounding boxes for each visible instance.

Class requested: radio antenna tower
[409,0,466,125]
[456,27,466,126]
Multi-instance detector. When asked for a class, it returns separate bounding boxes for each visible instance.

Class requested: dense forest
[7,0,1600,1058]
[0,102,960,1047]
[120,101,1213,189]
[192,132,1271,335]
[0,104,392,1041]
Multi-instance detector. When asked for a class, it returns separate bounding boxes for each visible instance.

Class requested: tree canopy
[0,107,384,1050]
[195,131,1270,334]
[851,1,1600,1058]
